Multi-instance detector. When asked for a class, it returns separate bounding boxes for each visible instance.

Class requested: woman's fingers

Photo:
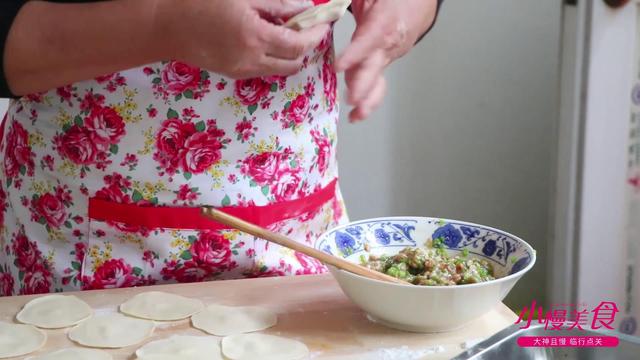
[350,75,386,122]
[335,5,386,72]
[258,55,304,77]
[250,0,313,19]
[229,17,328,78]
[345,50,387,104]
[344,49,387,121]
[262,23,330,60]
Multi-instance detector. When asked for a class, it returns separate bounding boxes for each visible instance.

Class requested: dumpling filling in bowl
[362,239,495,286]
[316,216,536,332]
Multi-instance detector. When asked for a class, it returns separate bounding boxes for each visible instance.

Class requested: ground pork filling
[362,239,495,286]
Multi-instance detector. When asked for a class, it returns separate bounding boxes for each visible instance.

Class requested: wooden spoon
[201,207,409,285]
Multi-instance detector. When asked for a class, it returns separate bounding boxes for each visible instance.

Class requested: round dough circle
[68,313,154,348]
[135,335,223,360]
[26,348,112,360]
[191,304,277,336]
[221,334,309,360]
[0,322,47,359]
[17,295,93,329]
[120,291,204,321]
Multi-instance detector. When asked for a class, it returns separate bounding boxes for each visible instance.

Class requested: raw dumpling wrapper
[26,348,112,360]
[0,322,46,359]
[120,291,204,321]
[285,0,351,30]
[17,294,92,329]
[221,333,309,360]
[135,335,223,360]
[68,313,154,348]
[191,304,277,336]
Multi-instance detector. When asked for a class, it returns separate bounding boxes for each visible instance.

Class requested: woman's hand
[335,0,439,122]
[164,0,330,79]
[4,0,329,96]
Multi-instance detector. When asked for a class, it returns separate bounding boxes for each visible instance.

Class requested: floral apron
[0,26,347,296]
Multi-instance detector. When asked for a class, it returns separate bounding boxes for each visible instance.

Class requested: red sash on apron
[89,179,338,231]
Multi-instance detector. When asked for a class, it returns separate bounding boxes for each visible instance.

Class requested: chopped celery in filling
[362,239,495,286]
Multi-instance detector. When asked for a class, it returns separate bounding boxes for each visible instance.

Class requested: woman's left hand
[336,0,439,122]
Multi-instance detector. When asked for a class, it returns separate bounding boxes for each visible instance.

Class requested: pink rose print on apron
[0,26,347,295]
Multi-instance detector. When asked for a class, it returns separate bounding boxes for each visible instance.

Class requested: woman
[0,0,442,296]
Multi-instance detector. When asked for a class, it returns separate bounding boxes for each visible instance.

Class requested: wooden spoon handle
[201,207,408,285]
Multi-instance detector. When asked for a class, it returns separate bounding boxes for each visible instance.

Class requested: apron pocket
[81,179,339,288]
[82,200,246,290]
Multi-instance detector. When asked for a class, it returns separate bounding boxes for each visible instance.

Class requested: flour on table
[92,307,117,316]
[191,304,277,336]
[221,333,309,360]
[0,322,46,359]
[68,313,154,348]
[26,348,112,360]
[377,345,445,360]
[120,291,204,321]
[135,335,223,360]
[154,320,187,330]
[16,295,92,329]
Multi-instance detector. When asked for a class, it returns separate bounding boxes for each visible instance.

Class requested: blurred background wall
[333,0,562,308]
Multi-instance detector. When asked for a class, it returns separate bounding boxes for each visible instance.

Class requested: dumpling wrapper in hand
[285,0,352,30]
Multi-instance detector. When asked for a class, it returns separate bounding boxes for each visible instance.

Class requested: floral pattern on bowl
[315,217,534,277]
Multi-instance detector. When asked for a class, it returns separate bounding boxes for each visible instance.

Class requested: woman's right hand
[162,0,330,79]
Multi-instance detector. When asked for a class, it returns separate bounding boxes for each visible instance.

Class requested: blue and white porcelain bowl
[315,217,536,333]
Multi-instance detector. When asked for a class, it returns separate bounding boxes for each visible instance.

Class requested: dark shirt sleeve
[0,0,97,98]
[416,0,444,44]
[0,1,27,98]
[347,0,444,44]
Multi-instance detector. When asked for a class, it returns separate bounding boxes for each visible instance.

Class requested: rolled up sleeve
[0,1,27,98]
